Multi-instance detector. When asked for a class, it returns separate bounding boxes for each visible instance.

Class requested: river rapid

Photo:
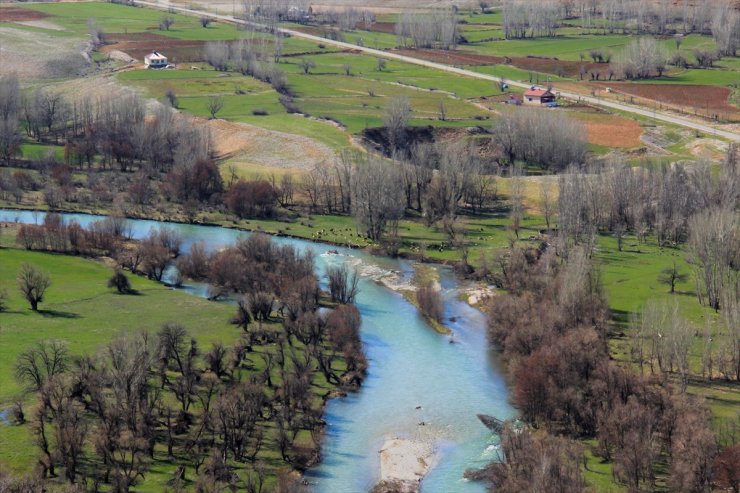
[0,209,514,492]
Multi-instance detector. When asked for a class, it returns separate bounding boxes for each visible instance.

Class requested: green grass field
[0,246,236,478]
[0,240,343,491]
[0,247,243,407]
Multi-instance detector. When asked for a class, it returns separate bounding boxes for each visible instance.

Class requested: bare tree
[509,166,524,239]
[298,58,316,74]
[207,95,224,119]
[383,96,411,152]
[15,341,69,391]
[687,207,738,311]
[492,108,586,170]
[17,263,51,311]
[416,285,443,323]
[539,180,555,231]
[657,261,688,294]
[326,264,359,304]
[395,10,459,49]
[711,1,740,56]
[351,155,405,241]
[159,16,175,31]
[617,37,668,79]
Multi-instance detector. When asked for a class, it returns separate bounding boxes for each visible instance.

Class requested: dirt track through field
[133,0,739,142]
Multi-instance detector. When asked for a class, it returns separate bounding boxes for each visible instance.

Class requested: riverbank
[0,202,468,267]
[0,217,364,491]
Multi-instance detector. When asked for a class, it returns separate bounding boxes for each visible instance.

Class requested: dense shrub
[225,180,277,219]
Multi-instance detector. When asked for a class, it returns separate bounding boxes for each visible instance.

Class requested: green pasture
[0,244,340,490]
[25,1,239,40]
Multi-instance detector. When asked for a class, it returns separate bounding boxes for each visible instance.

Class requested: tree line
[394,10,460,50]
[505,0,739,49]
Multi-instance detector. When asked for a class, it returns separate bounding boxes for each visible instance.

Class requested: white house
[144,51,168,69]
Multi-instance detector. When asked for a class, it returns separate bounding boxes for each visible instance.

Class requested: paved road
[136,0,739,142]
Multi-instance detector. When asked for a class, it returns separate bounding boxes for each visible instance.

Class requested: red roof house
[523,87,555,105]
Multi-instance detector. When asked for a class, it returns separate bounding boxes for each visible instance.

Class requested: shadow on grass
[38,309,81,319]
[610,308,631,332]
[112,289,142,296]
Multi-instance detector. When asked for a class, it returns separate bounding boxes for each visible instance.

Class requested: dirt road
[134,0,739,142]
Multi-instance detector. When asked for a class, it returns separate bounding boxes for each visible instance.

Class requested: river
[0,209,514,492]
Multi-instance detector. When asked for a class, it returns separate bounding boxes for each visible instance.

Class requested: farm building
[523,87,555,105]
[144,51,168,69]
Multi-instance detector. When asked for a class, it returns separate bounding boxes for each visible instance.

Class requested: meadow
[0,234,341,491]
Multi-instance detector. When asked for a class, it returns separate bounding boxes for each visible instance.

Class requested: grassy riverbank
[0,228,347,490]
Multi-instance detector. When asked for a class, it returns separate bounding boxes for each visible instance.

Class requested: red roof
[524,88,552,98]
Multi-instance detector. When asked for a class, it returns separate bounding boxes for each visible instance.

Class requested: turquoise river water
[0,209,514,493]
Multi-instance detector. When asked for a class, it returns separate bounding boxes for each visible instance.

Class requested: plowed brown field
[0,7,50,22]
[101,33,208,63]
[596,83,738,116]
[390,48,607,77]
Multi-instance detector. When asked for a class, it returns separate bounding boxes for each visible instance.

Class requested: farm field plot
[571,111,644,148]
[595,82,739,118]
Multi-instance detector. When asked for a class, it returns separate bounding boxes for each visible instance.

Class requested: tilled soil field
[0,7,50,22]
[390,48,608,77]
[101,33,210,63]
[595,82,738,118]
[578,114,644,148]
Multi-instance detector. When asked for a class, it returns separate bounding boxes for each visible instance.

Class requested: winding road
[135,0,739,142]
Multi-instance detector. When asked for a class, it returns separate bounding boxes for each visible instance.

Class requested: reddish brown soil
[364,21,395,34]
[0,7,51,22]
[101,33,208,62]
[594,83,738,117]
[390,48,609,78]
[582,117,643,148]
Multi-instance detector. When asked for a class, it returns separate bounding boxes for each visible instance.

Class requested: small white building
[144,51,168,69]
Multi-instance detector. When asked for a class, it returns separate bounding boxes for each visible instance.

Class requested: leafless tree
[159,16,175,31]
[539,180,555,231]
[416,285,444,323]
[298,58,316,74]
[207,95,224,119]
[14,341,69,392]
[326,264,359,304]
[17,263,51,311]
[395,10,459,49]
[502,0,559,39]
[383,96,411,152]
[0,74,21,166]
[492,108,586,170]
[687,207,738,311]
[657,262,688,294]
[712,1,740,56]
[509,166,524,239]
[351,155,405,241]
[617,37,668,79]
